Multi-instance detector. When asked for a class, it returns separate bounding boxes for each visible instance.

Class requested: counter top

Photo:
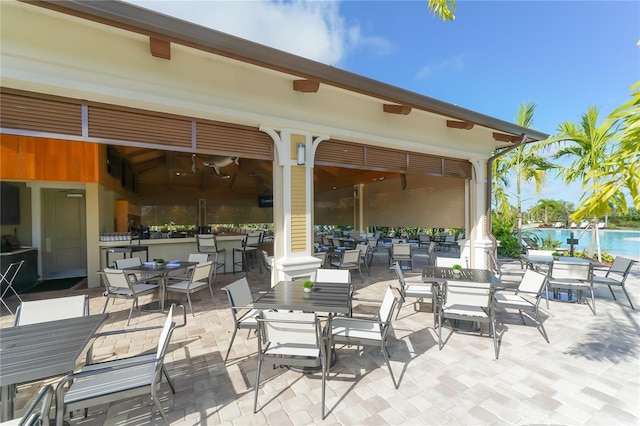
[0,247,37,256]
[97,234,245,248]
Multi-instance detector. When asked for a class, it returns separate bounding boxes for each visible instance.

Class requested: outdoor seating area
[1,250,639,425]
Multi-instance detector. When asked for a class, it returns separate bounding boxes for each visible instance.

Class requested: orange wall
[0,134,100,183]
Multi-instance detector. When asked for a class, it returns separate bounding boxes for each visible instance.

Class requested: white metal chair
[435,256,469,268]
[222,277,260,363]
[486,249,525,287]
[494,269,549,343]
[196,234,226,278]
[437,281,499,359]
[355,243,371,275]
[328,286,401,389]
[312,251,327,268]
[167,253,209,280]
[548,261,595,314]
[233,233,262,274]
[392,261,436,324]
[315,268,352,315]
[0,260,24,314]
[55,304,185,426]
[260,250,274,288]
[330,249,364,283]
[100,268,160,325]
[2,383,53,426]
[253,311,327,419]
[165,261,215,316]
[591,257,636,309]
[14,294,89,326]
[389,243,413,270]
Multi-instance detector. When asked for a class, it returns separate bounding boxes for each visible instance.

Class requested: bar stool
[233,232,263,274]
[196,234,226,278]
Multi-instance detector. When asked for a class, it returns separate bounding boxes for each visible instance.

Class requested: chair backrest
[259,310,319,347]
[197,234,219,252]
[445,234,456,243]
[263,250,273,270]
[224,277,254,311]
[366,237,378,247]
[189,261,213,285]
[188,253,209,263]
[436,257,464,268]
[156,304,176,359]
[245,233,262,247]
[15,295,89,326]
[392,244,411,256]
[315,268,351,283]
[391,261,406,289]
[356,244,369,258]
[312,252,326,265]
[419,234,430,243]
[101,267,138,293]
[18,383,54,426]
[485,249,502,275]
[550,261,592,281]
[444,282,491,308]
[378,286,399,327]
[517,269,547,295]
[527,249,554,256]
[341,249,360,264]
[607,257,635,278]
[114,257,142,269]
[522,237,540,250]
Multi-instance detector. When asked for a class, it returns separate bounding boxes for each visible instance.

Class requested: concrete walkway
[2,249,639,425]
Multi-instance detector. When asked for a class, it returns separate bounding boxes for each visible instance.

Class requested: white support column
[468,159,492,268]
[260,126,328,284]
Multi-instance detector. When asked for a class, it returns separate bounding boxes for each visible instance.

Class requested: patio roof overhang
[22,0,549,144]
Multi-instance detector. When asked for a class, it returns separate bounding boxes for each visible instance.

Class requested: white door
[42,189,87,279]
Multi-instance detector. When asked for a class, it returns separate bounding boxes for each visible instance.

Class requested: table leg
[1,385,13,422]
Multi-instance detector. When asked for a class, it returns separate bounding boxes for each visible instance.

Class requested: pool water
[524,228,640,258]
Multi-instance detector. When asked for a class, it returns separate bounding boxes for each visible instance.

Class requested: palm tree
[543,106,619,256]
[493,102,554,244]
[427,0,456,21]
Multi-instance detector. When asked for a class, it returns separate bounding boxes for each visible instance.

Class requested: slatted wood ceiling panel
[290,166,307,252]
[197,121,273,160]
[88,106,192,148]
[366,147,407,171]
[315,140,365,167]
[0,91,82,136]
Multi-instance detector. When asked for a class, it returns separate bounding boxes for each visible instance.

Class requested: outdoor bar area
[1,1,638,425]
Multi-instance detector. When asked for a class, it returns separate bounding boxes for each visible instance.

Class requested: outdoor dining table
[421,266,502,286]
[0,313,108,421]
[122,260,197,311]
[254,280,351,315]
[520,254,599,269]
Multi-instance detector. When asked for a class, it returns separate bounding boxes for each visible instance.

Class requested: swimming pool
[524,228,640,258]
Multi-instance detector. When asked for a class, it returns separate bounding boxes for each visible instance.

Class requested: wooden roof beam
[447,120,474,130]
[293,79,320,93]
[383,104,412,115]
[150,37,171,59]
[492,132,522,143]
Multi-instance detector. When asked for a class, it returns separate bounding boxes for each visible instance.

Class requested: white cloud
[415,53,465,80]
[125,0,385,65]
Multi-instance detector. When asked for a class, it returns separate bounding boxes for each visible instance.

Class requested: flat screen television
[0,182,20,224]
[258,196,273,208]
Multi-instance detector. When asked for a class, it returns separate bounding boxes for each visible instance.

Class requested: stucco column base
[463,239,492,269]
[274,256,322,286]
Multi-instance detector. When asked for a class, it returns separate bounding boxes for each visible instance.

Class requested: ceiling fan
[191,155,239,179]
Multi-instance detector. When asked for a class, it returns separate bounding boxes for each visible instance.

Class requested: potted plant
[452,264,463,276]
[551,252,562,260]
[154,258,165,267]
[302,280,314,293]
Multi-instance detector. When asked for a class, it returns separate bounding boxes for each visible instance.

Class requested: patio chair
[328,286,401,388]
[389,243,413,270]
[100,268,160,325]
[14,294,89,326]
[165,261,215,316]
[167,253,209,279]
[591,257,636,309]
[548,260,595,314]
[261,250,274,288]
[113,257,156,284]
[486,249,525,287]
[253,311,327,419]
[315,268,352,315]
[392,261,436,324]
[330,249,364,283]
[494,269,549,343]
[418,234,431,248]
[0,260,24,314]
[440,234,459,252]
[437,281,499,359]
[196,234,226,278]
[2,383,53,426]
[233,232,262,274]
[222,277,260,363]
[55,304,185,426]
[355,243,372,274]
[312,251,327,268]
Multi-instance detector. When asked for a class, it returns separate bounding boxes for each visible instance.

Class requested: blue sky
[127,0,639,210]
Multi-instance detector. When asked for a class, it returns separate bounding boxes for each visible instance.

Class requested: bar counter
[98,235,246,272]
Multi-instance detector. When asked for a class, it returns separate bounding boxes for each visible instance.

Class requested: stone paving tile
[2,252,639,425]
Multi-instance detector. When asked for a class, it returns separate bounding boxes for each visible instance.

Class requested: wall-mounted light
[296,143,305,165]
